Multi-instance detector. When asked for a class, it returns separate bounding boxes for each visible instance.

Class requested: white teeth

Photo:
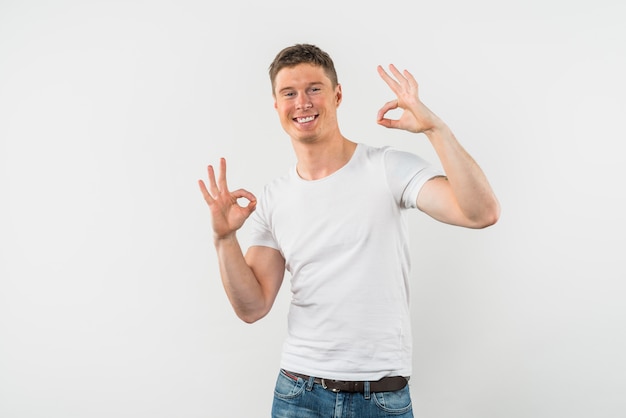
[297,116,315,123]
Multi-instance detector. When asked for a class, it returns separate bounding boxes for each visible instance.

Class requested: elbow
[235,307,270,324]
[473,200,501,229]
[238,314,262,324]
[475,213,499,229]
[239,316,260,325]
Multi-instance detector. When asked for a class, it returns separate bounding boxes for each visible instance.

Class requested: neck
[292,136,357,181]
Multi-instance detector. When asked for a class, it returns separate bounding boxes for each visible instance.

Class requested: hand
[376,64,443,134]
[198,158,257,240]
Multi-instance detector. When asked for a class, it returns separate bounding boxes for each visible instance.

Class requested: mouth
[294,115,317,124]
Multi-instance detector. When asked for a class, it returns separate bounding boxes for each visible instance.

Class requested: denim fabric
[271,370,413,418]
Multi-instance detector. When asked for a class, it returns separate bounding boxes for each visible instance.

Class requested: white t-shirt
[248,143,444,381]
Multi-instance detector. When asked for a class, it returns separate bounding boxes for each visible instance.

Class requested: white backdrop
[1,1,625,417]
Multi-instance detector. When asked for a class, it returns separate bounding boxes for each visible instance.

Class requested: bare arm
[199,158,286,323]
[214,238,285,323]
[377,64,500,228]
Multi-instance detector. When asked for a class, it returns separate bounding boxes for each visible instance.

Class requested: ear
[335,84,342,106]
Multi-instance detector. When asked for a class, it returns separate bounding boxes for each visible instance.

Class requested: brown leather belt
[282,370,408,393]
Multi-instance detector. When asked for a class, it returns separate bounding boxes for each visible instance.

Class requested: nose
[296,95,312,110]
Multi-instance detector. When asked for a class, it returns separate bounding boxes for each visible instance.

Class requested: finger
[231,189,257,216]
[377,116,400,130]
[388,63,405,82]
[239,198,257,213]
[231,188,257,205]
[388,64,414,91]
[376,99,398,121]
[218,157,229,192]
[377,65,400,93]
[244,200,257,213]
[198,179,214,204]
[207,164,219,196]
[402,68,419,90]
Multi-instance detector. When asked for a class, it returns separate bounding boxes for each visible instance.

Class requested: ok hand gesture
[198,158,257,240]
[376,64,443,135]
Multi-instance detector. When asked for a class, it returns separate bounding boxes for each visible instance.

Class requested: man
[199,44,500,417]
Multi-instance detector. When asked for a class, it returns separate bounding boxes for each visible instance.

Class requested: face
[273,63,342,144]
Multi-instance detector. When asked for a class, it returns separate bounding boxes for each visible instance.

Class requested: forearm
[425,123,500,225]
[214,235,268,323]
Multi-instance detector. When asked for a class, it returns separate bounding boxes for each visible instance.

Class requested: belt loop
[306,376,315,391]
[364,381,371,399]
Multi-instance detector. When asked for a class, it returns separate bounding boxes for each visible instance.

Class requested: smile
[295,115,316,123]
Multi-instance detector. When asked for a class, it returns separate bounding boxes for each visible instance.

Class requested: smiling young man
[199,44,500,417]
[273,60,353,181]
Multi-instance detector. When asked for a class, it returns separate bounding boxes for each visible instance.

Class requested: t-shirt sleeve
[383,147,445,209]
[246,187,280,250]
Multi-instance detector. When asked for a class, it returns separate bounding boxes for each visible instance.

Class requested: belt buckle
[321,379,341,393]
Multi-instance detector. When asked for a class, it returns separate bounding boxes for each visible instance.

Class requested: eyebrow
[278,82,324,94]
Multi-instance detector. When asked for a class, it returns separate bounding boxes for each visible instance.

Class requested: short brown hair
[268,44,339,95]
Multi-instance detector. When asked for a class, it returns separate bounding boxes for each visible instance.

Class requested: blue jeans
[272,370,414,418]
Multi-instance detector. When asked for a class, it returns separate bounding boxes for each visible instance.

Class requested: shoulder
[353,143,396,167]
[355,143,428,171]
[356,142,417,161]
